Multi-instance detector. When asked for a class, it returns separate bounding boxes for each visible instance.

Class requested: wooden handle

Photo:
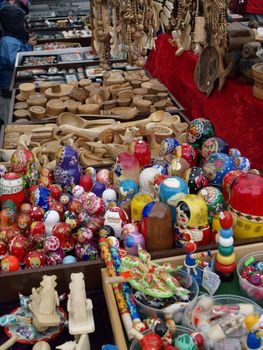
[0,335,19,350]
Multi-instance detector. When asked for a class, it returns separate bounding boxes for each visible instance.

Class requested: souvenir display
[203,153,235,187]
[186,119,215,149]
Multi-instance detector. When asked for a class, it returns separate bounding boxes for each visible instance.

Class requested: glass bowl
[237,251,263,305]
[129,325,195,350]
[132,270,199,323]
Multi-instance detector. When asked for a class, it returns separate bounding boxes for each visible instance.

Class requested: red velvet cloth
[246,0,263,14]
[145,34,263,170]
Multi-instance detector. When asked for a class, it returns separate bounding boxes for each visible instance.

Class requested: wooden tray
[102,241,263,350]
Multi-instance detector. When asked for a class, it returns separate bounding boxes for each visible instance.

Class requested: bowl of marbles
[184,294,263,350]
[237,252,263,306]
[129,324,205,350]
[131,269,199,324]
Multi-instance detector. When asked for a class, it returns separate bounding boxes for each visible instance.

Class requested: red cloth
[246,0,263,14]
[145,34,263,171]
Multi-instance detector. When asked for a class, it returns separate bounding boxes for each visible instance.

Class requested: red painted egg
[0,241,7,258]
[79,174,93,192]
[222,170,243,202]
[20,203,32,214]
[49,184,62,201]
[1,255,20,272]
[8,234,29,263]
[25,250,46,269]
[30,206,45,221]
[30,221,45,237]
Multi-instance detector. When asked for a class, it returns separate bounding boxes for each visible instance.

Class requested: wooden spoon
[122,111,171,128]
[57,112,116,128]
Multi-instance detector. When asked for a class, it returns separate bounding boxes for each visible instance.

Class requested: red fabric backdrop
[145,34,263,170]
[246,0,263,14]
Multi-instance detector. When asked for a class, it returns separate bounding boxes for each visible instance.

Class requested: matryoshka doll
[228,173,263,240]
[186,118,215,149]
[0,173,25,208]
[0,200,17,240]
[174,194,210,247]
[184,167,209,194]
[201,137,229,160]
[203,153,235,187]
[10,147,38,187]
[54,145,82,187]
[159,177,189,226]
[112,152,140,187]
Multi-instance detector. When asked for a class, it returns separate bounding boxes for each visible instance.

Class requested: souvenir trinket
[121,223,139,242]
[167,157,190,178]
[97,169,112,187]
[10,147,38,186]
[8,234,29,263]
[186,118,215,149]
[160,138,179,157]
[0,173,25,207]
[119,179,139,201]
[31,187,51,211]
[25,251,46,269]
[75,242,98,261]
[0,200,17,234]
[124,231,145,256]
[184,167,209,194]
[79,174,93,192]
[102,188,117,208]
[104,206,129,238]
[234,156,251,172]
[80,192,105,216]
[92,181,106,197]
[159,177,189,225]
[139,167,162,196]
[175,194,210,247]
[134,140,151,168]
[72,185,84,199]
[141,201,173,252]
[201,137,229,159]
[174,143,198,168]
[215,211,236,281]
[203,153,235,187]
[17,212,31,232]
[99,225,115,239]
[198,186,226,226]
[30,206,45,221]
[245,314,262,350]
[222,170,243,202]
[43,210,60,236]
[228,173,263,239]
[113,152,140,186]
[131,193,154,223]
[54,145,82,187]
[1,255,20,272]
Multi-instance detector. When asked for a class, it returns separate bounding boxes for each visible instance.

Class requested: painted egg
[229,148,241,159]
[222,170,243,202]
[63,255,77,264]
[184,167,209,194]
[131,193,154,223]
[119,179,139,201]
[25,251,46,269]
[92,182,106,197]
[30,221,45,237]
[8,234,29,263]
[31,187,51,211]
[30,206,45,221]
[96,169,112,186]
[186,118,215,149]
[174,143,198,167]
[113,152,140,186]
[134,139,151,167]
[139,167,162,196]
[79,174,93,192]
[203,153,235,187]
[201,137,229,159]
[198,186,226,220]
[72,185,85,198]
[1,255,20,272]
[234,156,250,172]
[159,138,179,157]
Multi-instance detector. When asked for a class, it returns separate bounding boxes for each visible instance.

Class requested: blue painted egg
[203,153,235,187]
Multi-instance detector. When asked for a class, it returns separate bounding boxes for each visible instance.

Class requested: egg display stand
[102,242,263,350]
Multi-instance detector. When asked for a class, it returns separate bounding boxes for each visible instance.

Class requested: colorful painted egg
[141,201,173,251]
[92,182,106,197]
[20,203,32,214]
[30,206,45,221]
[79,174,93,192]
[63,255,77,264]
[74,227,93,243]
[113,152,140,186]
[131,193,154,223]
[234,156,250,172]
[133,139,151,167]
[75,242,98,261]
[124,231,145,255]
[54,145,82,186]
[85,167,97,184]
[30,221,45,237]
[106,236,120,249]
[203,153,235,187]
[102,188,117,208]
[0,200,17,232]
[229,148,241,159]
[10,147,34,175]
[80,192,105,216]
[8,234,29,263]
[186,118,215,149]
[121,223,139,241]
[45,248,65,266]
[44,236,60,252]
[52,222,71,242]
[1,255,20,272]
[43,210,60,236]
[201,137,229,159]
[17,213,31,231]
[59,193,72,208]
[99,225,115,239]
[228,173,263,239]
[96,169,112,187]
[184,167,209,194]
[104,206,129,238]
[159,177,189,225]
[72,185,84,198]
[31,187,51,211]
[0,241,7,258]
[25,251,46,269]
[198,186,226,223]
[167,157,190,177]
[159,138,179,157]
[174,143,198,167]
[119,179,139,201]
[0,173,25,207]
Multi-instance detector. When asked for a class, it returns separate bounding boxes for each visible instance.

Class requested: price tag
[202,267,221,295]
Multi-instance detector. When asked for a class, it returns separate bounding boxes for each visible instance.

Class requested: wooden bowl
[102,100,117,110]
[134,99,152,112]
[78,103,100,114]
[46,99,66,116]
[146,123,173,143]
[158,92,169,100]
[154,100,167,111]
[14,102,28,110]
[117,99,131,107]
[14,109,30,120]
[79,79,92,88]
[16,93,28,102]
[39,82,54,94]
[131,80,141,89]
[19,83,35,99]
[27,95,47,107]
[133,88,148,96]
[117,90,134,101]
[29,106,46,120]
[65,101,82,113]
[45,84,73,99]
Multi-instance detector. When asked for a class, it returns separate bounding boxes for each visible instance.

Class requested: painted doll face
[176,206,189,225]
[203,163,217,180]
